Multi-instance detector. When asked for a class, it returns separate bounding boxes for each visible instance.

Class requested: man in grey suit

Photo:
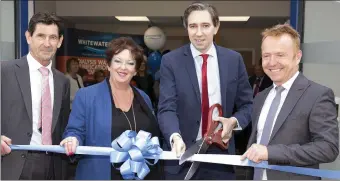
[241,24,339,180]
[1,12,70,179]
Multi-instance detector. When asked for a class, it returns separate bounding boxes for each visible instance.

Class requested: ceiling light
[115,16,149,21]
[219,16,250,22]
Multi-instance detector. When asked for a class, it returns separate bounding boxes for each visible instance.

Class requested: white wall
[303,1,340,97]
[302,1,340,174]
[0,1,15,61]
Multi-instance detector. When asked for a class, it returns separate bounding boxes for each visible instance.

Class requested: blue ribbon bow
[109,130,162,179]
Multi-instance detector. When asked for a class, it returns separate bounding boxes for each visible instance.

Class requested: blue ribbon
[109,130,162,179]
[8,130,340,180]
[248,161,340,179]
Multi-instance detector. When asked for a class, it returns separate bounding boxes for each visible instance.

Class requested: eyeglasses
[112,59,136,68]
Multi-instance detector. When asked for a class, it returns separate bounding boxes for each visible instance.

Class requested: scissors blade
[184,161,200,180]
[179,138,204,165]
[184,141,210,180]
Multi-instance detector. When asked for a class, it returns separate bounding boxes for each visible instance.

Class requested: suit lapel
[15,57,33,123]
[184,45,201,102]
[132,87,157,126]
[246,87,271,147]
[254,87,272,128]
[216,46,228,109]
[269,74,310,142]
[52,69,62,132]
[249,87,272,145]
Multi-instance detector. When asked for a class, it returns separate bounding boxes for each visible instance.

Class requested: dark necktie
[253,77,261,97]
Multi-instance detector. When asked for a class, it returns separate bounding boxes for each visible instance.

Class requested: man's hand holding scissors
[172,135,186,158]
[214,117,238,144]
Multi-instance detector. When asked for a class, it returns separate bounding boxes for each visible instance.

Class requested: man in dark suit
[241,24,339,180]
[1,12,70,179]
[157,2,253,179]
[249,64,273,97]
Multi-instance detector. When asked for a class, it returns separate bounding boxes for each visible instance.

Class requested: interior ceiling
[62,16,289,29]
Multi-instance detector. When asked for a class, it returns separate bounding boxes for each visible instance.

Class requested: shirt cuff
[231,117,242,131]
[169,133,182,148]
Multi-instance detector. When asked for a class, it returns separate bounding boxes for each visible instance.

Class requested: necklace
[112,88,137,132]
[121,103,136,132]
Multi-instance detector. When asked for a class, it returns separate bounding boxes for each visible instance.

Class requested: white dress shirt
[256,71,299,180]
[191,44,222,140]
[27,52,54,145]
[170,43,241,144]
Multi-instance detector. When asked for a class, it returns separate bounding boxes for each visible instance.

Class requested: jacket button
[196,121,200,125]
[21,154,26,158]
[192,139,196,143]
[27,132,32,137]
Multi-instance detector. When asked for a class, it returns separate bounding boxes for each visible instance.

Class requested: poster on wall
[56,28,145,85]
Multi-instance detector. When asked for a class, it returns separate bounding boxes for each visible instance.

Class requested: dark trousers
[19,151,53,180]
[235,124,252,154]
[164,146,236,180]
[165,161,235,180]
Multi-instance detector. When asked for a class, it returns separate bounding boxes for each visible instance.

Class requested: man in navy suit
[157,2,253,180]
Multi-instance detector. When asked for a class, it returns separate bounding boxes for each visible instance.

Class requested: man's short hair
[183,2,219,28]
[261,23,301,52]
[28,12,64,37]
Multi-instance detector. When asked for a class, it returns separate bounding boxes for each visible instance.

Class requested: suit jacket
[245,73,339,180]
[234,75,273,153]
[249,75,273,94]
[63,80,159,180]
[157,44,253,174]
[1,57,70,179]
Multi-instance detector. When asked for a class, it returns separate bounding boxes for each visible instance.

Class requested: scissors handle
[205,104,228,150]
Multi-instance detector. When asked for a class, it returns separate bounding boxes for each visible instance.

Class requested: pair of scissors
[179,103,228,180]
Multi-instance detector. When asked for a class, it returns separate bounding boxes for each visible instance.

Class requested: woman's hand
[60,137,79,156]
